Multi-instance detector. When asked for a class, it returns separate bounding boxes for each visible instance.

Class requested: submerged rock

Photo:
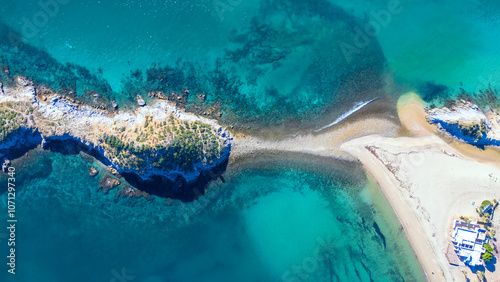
[89,166,99,177]
[117,185,152,200]
[99,175,121,193]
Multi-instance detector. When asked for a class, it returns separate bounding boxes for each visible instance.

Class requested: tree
[482,252,493,262]
[481,200,492,208]
[484,243,494,253]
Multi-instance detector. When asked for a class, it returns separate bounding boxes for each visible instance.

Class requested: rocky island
[0,77,231,201]
[426,97,500,148]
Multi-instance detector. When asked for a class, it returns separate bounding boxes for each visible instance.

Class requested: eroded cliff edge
[0,77,232,201]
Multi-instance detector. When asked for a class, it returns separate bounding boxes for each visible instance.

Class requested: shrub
[482,252,493,262]
[484,243,494,253]
[481,200,492,208]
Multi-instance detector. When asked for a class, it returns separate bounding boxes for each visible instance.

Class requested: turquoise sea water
[1,0,500,281]
[0,0,387,127]
[1,151,424,281]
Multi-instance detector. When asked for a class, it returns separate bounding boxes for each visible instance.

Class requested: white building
[451,220,488,267]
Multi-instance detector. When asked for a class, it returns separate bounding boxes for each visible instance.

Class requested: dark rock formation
[106,166,122,178]
[99,175,121,194]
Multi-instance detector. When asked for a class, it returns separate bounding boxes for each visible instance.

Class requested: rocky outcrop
[116,185,153,200]
[106,166,122,178]
[137,95,146,106]
[89,166,99,177]
[0,77,232,201]
[2,159,10,172]
[99,175,121,193]
[426,100,500,148]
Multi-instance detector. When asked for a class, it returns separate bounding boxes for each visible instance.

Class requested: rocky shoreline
[0,77,232,201]
[426,99,500,148]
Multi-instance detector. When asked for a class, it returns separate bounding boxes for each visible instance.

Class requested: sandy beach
[341,94,500,282]
[341,133,500,281]
[233,92,500,281]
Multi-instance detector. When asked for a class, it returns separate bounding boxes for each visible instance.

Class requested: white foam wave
[314,98,378,132]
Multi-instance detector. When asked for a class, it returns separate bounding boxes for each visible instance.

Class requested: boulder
[137,95,146,106]
[157,91,167,100]
[99,175,121,194]
[111,99,118,110]
[2,159,11,172]
[16,76,33,87]
[88,166,99,177]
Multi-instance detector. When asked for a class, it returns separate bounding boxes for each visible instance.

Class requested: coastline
[3,78,498,280]
[0,81,231,200]
[398,92,500,168]
[341,93,500,281]
[341,135,448,281]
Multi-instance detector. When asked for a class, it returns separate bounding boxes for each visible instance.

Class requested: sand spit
[341,93,500,282]
[232,117,401,162]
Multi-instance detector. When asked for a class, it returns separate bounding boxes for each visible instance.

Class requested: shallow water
[0,150,425,282]
[1,0,499,281]
[0,0,387,127]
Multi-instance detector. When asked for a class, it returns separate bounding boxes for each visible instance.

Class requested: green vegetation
[477,271,485,282]
[482,252,493,262]
[0,108,22,142]
[452,120,488,139]
[481,200,492,208]
[102,118,224,173]
[476,200,497,220]
[484,243,494,253]
[104,135,126,150]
